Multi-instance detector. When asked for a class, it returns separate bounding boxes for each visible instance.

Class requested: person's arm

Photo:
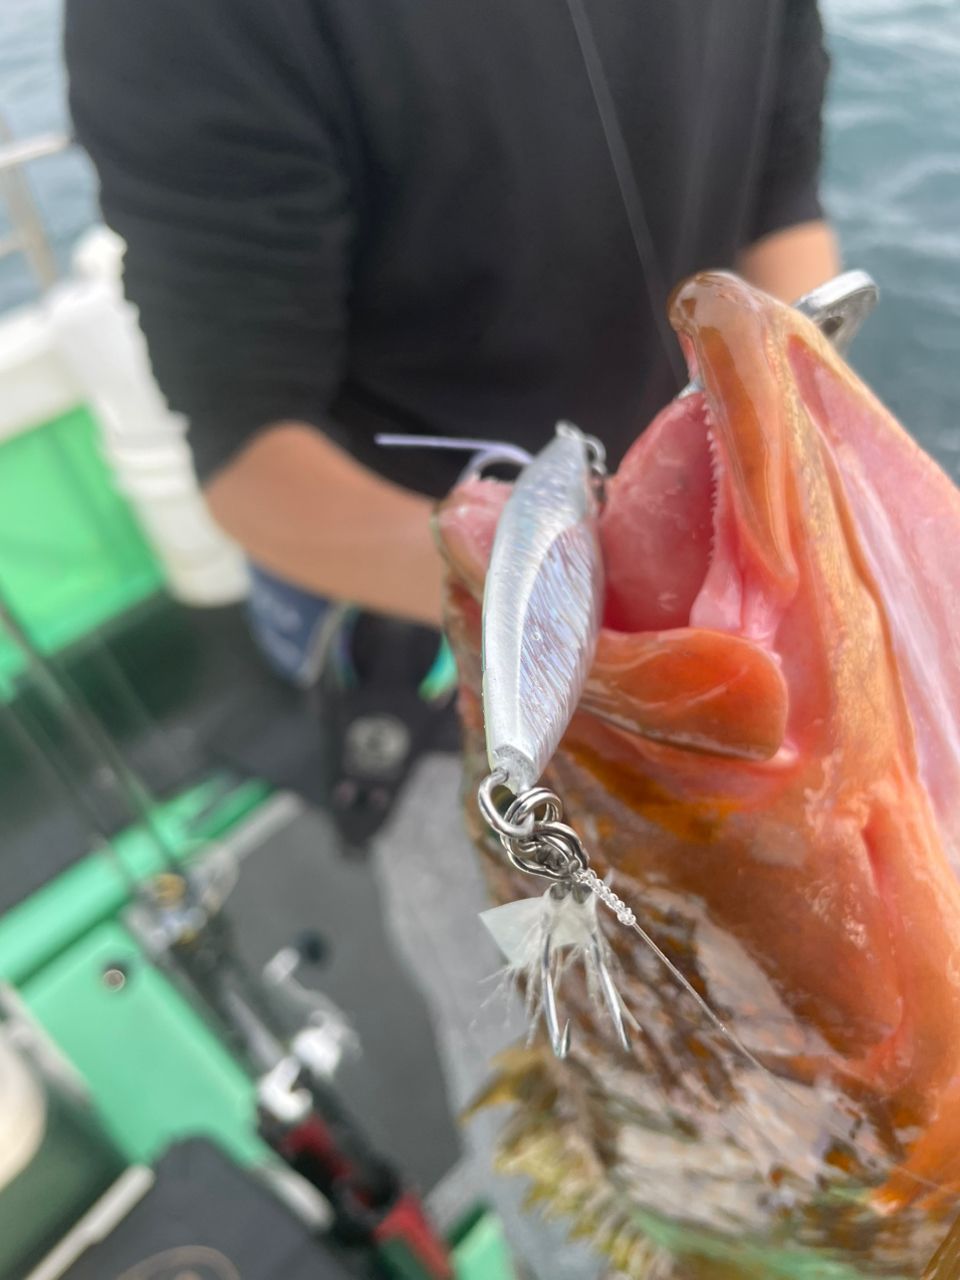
[206,424,444,625]
[735,1,839,302]
[67,0,445,624]
[738,219,840,302]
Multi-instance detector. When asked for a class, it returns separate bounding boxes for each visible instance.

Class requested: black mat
[59,1139,361,1279]
[212,802,463,1195]
[0,596,300,912]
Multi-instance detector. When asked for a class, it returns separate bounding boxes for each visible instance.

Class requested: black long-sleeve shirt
[65,0,829,496]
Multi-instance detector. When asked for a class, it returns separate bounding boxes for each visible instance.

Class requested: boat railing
[0,113,71,293]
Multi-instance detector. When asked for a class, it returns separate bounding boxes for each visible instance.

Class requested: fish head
[439,272,960,1213]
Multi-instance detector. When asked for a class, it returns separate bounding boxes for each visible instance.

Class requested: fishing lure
[481,421,605,797]
[474,422,738,1061]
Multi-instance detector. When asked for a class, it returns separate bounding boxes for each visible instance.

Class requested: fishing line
[560,0,687,387]
[0,690,144,899]
[0,590,182,877]
[69,621,208,800]
[574,866,778,1083]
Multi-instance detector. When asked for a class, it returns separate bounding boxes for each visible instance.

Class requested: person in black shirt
[65,0,838,628]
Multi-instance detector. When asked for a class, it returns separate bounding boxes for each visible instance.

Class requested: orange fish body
[439,274,960,1274]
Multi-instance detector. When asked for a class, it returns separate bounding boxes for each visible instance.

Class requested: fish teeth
[702,405,723,562]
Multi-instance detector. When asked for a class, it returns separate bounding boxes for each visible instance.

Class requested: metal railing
[0,114,71,293]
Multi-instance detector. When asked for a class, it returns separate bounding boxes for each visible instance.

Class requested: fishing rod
[0,590,452,1278]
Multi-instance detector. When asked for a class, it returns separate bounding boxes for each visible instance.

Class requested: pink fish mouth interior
[601,381,777,652]
[600,391,718,634]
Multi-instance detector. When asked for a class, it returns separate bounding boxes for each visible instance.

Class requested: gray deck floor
[216,758,600,1279]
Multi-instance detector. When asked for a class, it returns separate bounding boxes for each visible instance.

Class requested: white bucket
[101,436,197,486]
[120,469,250,606]
[46,277,188,446]
[45,239,248,607]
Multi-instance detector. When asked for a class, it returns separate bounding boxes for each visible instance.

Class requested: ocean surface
[1,0,958,470]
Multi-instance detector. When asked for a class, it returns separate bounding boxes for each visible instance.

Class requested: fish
[437,272,960,1277]
[925,1212,960,1280]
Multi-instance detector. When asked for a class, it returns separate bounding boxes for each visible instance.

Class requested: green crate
[1,777,272,1169]
[0,406,164,685]
[0,776,270,988]
[21,921,269,1169]
[450,1208,517,1280]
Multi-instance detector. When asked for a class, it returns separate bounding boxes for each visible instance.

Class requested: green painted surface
[21,920,269,1167]
[451,1209,516,1280]
[0,405,163,686]
[0,776,269,986]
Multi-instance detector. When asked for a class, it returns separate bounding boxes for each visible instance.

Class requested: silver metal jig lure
[481,421,605,796]
[476,422,636,1057]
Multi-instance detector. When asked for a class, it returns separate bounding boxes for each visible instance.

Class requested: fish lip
[669,273,799,602]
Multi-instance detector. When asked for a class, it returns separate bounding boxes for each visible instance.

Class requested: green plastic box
[21,920,268,1168]
[0,406,163,686]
